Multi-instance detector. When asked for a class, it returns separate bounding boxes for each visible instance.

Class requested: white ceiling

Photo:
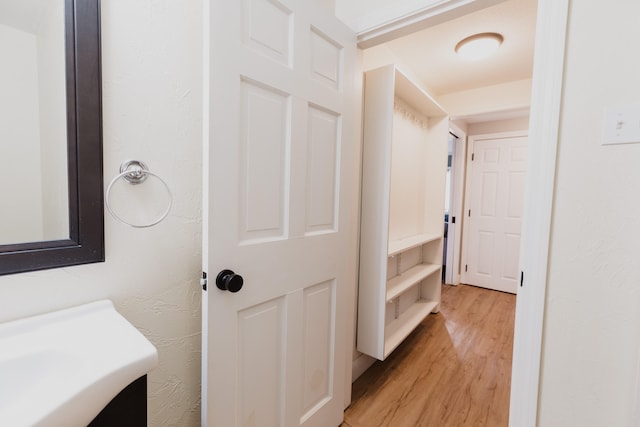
[378,0,538,96]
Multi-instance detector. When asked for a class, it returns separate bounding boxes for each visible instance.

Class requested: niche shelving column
[357,64,449,360]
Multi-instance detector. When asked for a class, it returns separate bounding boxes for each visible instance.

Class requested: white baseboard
[352,353,376,382]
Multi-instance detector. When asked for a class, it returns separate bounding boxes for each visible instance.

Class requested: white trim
[356,0,506,49]
[467,130,528,140]
[201,0,211,423]
[459,136,474,285]
[445,121,467,285]
[344,47,365,409]
[455,106,530,124]
[509,0,569,425]
[351,353,376,382]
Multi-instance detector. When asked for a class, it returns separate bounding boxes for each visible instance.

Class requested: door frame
[459,130,528,289]
[508,1,569,424]
[354,0,569,424]
[444,121,467,286]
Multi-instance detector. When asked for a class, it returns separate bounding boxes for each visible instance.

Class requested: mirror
[0,0,69,245]
[0,0,104,275]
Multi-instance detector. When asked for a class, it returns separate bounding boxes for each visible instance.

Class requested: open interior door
[202,0,360,425]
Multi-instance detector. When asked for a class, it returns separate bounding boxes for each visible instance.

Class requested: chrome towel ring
[105,160,172,228]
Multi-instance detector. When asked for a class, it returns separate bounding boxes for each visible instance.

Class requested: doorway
[352,0,544,422]
[443,132,457,283]
[350,0,569,423]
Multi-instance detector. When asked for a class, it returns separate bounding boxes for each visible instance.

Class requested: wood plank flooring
[343,284,516,427]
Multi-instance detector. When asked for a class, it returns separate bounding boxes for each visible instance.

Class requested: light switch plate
[602,104,640,145]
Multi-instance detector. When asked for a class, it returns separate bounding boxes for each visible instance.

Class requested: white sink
[0,300,158,427]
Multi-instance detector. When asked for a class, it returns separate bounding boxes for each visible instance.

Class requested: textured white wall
[538,0,640,425]
[0,1,203,426]
[438,79,532,118]
[467,116,529,135]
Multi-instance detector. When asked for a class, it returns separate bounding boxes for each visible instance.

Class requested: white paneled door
[202,1,359,426]
[462,135,528,294]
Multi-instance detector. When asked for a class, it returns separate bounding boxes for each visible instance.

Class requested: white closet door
[463,135,528,294]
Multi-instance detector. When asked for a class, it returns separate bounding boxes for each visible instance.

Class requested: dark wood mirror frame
[0,0,104,275]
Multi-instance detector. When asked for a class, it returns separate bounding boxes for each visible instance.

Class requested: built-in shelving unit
[384,300,439,357]
[357,64,449,361]
[386,263,441,302]
[388,232,441,257]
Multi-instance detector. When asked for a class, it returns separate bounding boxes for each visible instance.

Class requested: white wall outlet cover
[602,104,640,145]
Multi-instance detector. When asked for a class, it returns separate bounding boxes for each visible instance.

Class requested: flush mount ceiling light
[455,32,504,60]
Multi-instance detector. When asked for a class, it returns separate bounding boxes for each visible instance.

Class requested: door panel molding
[203,2,360,426]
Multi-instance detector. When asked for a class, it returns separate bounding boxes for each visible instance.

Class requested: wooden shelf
[386,264,440,302]
[388,233,441,257]
[384,300,438,358]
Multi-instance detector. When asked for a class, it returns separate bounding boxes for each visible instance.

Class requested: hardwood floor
[343,284,515,427]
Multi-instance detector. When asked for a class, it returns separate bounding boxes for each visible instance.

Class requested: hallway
[344,284,515,426]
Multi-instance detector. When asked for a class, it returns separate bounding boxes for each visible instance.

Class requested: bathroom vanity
[0,301,157,426]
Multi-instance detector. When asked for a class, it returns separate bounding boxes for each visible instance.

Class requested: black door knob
[216,269,243,293]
